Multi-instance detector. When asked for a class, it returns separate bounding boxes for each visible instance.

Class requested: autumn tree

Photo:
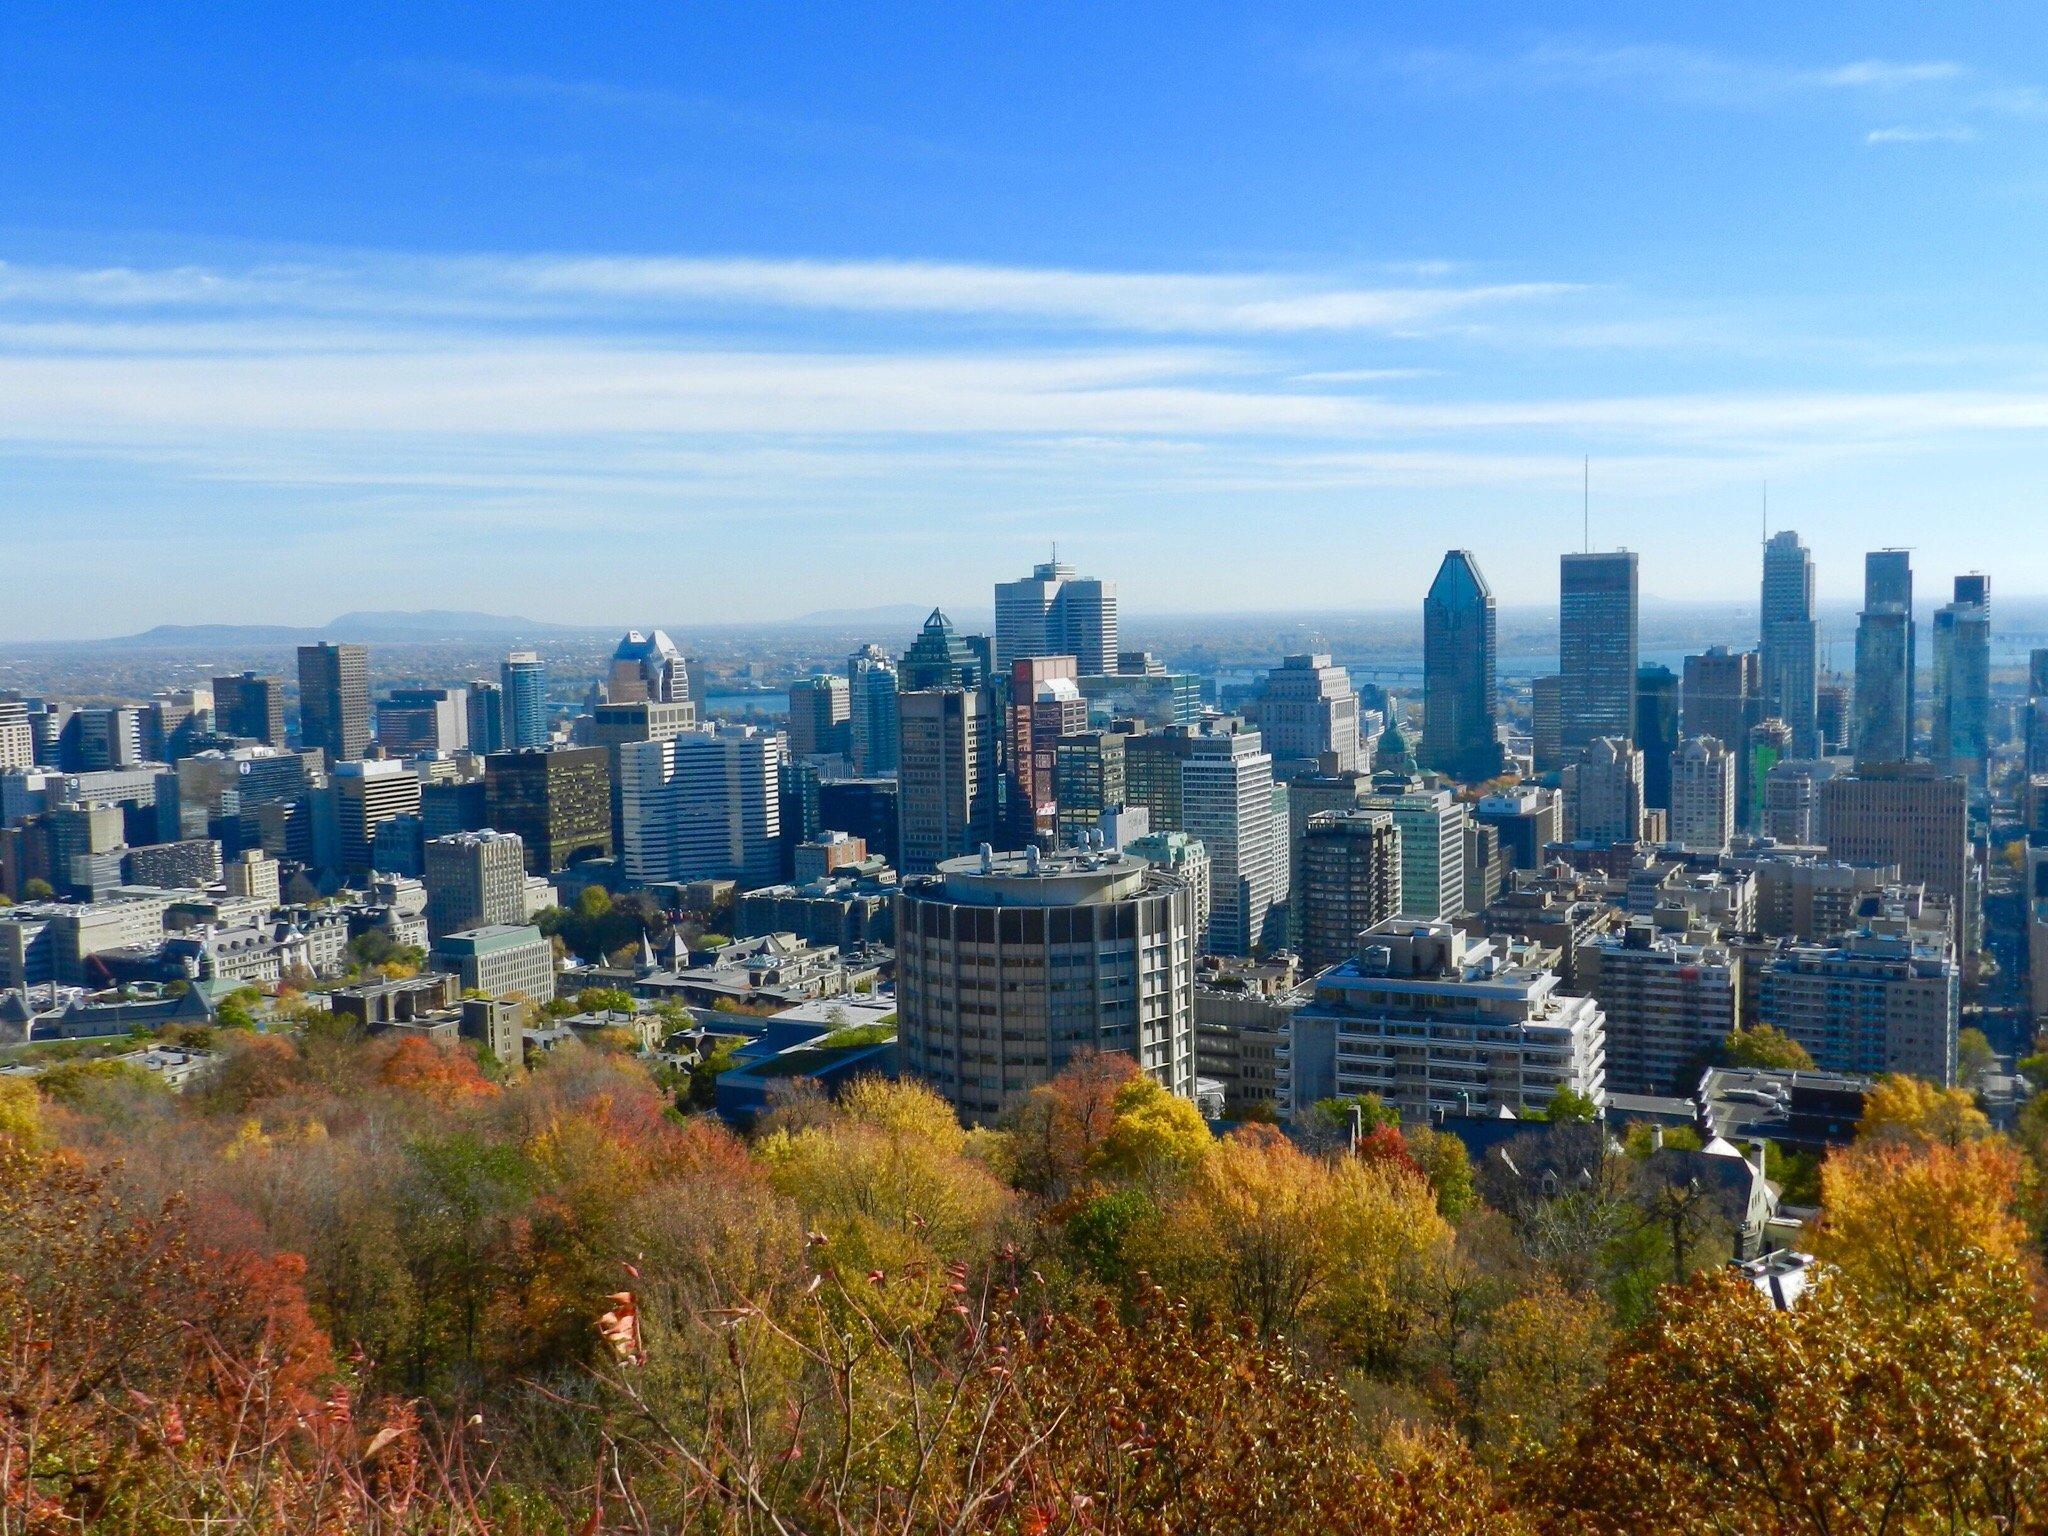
[1132,1123,1452,1368]
[1857,1072,1990,1146]
[1815,1137,2031,1305]
[1535,1257,2048,1535]
[1719,1022,1816,1071]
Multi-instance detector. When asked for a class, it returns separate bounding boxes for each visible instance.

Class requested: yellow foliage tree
[1857,1072,1990,1147]
[1132,1124,1452,1367]
[1815,1137,2031,1305]
[1092,1072,1213,1183]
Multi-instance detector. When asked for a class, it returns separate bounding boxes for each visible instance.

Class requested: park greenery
[2,1028,2046,1533]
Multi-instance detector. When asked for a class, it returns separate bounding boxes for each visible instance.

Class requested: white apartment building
[1286,918,1607,1119]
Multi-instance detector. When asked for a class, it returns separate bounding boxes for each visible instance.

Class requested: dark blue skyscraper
[1420,549,1503,782]
[1559,551,1639,759]
[1760,530,1819,755]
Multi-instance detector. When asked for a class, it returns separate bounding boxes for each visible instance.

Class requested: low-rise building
[430,924,556,1003]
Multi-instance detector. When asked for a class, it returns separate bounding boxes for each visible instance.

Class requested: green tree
[1957,1026,1997,1091]
[22,877,53,901]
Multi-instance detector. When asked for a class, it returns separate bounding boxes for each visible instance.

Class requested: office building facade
[617,724,783,889]
[484,747,612,874]
[297,642,371,764]
[1854,549,1916,765]
[896,688,998,874]
[1559,551,1639,758]
[1249,653,1361,779]
[994,559,1118,675]
[500,652,548,750]
[1760,529,1820,754]
[1298,809,1402,971]
[1669,736,1736,853]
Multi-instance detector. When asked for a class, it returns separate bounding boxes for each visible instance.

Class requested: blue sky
[7,3,2048,637]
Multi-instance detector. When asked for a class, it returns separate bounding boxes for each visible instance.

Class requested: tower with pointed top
[1421,549,1504,782]
[1760,529,1819,755]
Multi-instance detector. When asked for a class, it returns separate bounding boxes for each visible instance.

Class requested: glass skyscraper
[500,651,549,750]
[1853,549,1915,766]
[1932,573,1991,789]
[1559,551,1639,760]
[1420,549,1503,782]
[1760,529,1819,755]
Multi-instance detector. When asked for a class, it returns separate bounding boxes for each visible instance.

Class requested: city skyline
[13,10,2048,633]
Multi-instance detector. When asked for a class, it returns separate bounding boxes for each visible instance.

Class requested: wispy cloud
[1865,124,1979,145]
[1364,41,1968,111]
[0,253,1581,337]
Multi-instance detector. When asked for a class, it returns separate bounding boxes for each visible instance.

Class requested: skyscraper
[1006,657,1086,846]
[608,630,689,706]
[900,609,991,691]
[788,673,852,760]
[846,644,900,776]
[1179,721,1283,955]
[500,652,548,750]
[896,688,998,873]
[1559,551,1639,758]
[1298,809,1402,971]
[1760,530,1820,755]
[994,557,1118,675]
[617,724,783,889]
[212,672,285,746]
[467,682,505,754]
[1932,573,1991,789]
[1421,550,1503,782]
[483,747,612,874]
[296,642,371,764]
[1248,653,1361,779]
[1635,665,1679,812]
[1682,646,1760,821]
[1854,549,1915,766]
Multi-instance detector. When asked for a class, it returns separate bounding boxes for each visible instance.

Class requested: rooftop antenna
[1582,456,1590,553]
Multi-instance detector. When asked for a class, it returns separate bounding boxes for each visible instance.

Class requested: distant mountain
[37,610,603,651]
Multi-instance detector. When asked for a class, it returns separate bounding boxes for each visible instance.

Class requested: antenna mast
[1582,456,1590,553]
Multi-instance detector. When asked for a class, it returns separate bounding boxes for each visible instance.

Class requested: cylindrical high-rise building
[895,846,1197,1122]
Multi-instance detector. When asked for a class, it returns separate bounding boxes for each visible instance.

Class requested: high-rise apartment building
[212,672,285,746]
[1249,654,1361,779]
[846,644,900,776]
[787,673,852,760]
[1854,550,1916,765]
[1559,551,1639,758]
[896,688,998,874]
[423,829,530,938]
[333,759,423,878]
[1758,921,1958,1084]
[1668,736,1737,853]
[500,652,549,750]
[993,558,1118,675]
[1578,919,1740,1094]
[1931,573,1991,790]
[1287,919,1607,1119]
[1760,529,1820,754]
[1563,737,1645,845]
[617,724,782,889]
[2027,649,2048,777]
[895,847,1196,1121]
[483,747,612,874]
[297,643,372,764]
[1179,722,1283,955]
[1298,809,1402,971]
[1421,550,1503,782]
